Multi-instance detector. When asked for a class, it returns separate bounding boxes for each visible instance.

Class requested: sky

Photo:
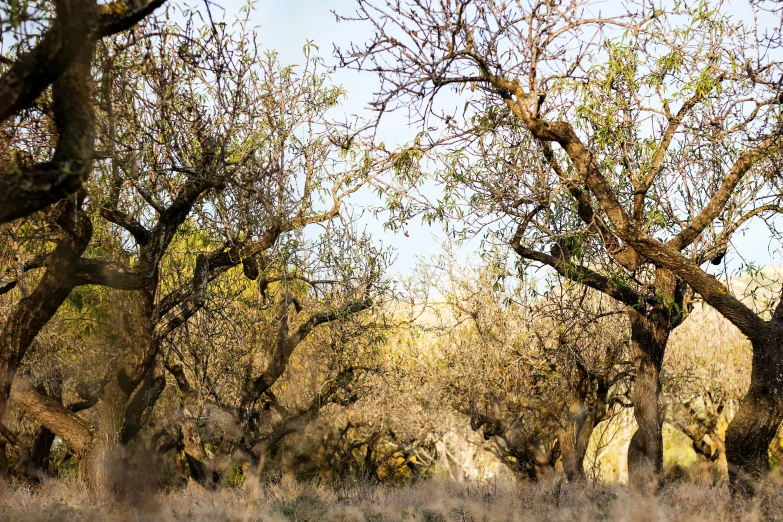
[214,0,457,276]
[197,0,782,278]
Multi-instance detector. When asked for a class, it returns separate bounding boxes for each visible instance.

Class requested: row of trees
[413,255,766,483]
[0,0,782,495]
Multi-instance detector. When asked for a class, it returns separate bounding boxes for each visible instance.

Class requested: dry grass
[1,474,782,522]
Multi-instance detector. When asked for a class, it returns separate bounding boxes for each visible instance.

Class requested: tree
[662,297,753,479]
[340,0,783,480]
[3,8,380,489]
[419,256,632,481]
[161,226,391,486]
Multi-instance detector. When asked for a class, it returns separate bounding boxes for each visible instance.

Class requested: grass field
[2,473,782,522]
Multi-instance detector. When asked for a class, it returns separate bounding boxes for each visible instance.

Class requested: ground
[2,474,783,522]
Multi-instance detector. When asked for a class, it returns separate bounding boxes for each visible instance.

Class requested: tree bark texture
[626,310,670,480]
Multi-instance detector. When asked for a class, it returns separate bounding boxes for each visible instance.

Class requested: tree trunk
[78,379,128,491]
[559,399,595,482]
[724,331,783,481]
[78,290,158,491]
[627,310,670,481]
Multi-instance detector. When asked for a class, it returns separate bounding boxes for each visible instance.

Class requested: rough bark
[625,266,683,482]
[599,202,783,480]
[0,0,96,124]
[724,327,783,481]
[78,384,125,490]
[79,290,158,489]
[10,379,94,457]
[626,309,668,480]
[453,45,783,483]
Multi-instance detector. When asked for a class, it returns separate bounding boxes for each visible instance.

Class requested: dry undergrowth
[1,474,782,522]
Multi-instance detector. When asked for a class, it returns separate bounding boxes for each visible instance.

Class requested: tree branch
[240,297,373,415]
[510,243,644,308]
[74,258,152,290]
[0,23,96,224]
[667,135,783,252]
[97,0,167,38]
[0,0,96,124]
[100,206,152,245]
[10,378,94,457]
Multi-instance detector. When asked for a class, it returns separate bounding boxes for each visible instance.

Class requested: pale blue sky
[203,0,781,277]
[212,0,454,276]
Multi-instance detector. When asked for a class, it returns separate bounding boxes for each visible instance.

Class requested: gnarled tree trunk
[627,310,670,481]
[78,290,159,491]
[79,380,128,491]
[724,327,783,481]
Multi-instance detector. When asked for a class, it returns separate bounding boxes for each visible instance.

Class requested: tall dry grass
[1,473,782,521]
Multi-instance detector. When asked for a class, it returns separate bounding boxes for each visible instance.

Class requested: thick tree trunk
[78,290,158,491]
[724,331,783,481]
[78,379,128,491]
[78,367,163,491]
[627,310,670,481]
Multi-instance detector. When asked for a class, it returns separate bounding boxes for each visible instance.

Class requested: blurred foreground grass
[1,472,782,522]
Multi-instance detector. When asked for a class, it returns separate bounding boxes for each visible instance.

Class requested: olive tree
[160,225,391,486]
